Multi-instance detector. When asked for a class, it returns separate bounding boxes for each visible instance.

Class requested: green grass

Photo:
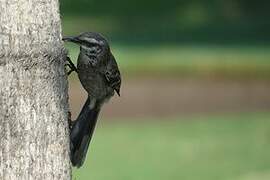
[65,44,270,78]
[73,112,270,180]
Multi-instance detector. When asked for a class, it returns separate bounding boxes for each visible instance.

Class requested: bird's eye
[87,46,97,54]
[87,45,102,54]
[96,47,102,54]
[89,49,96,54]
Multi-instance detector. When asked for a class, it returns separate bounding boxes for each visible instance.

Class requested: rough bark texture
[0,0,71,179]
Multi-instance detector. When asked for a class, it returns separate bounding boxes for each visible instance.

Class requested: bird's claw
[65,56,78,76]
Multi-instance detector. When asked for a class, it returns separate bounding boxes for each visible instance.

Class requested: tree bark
[0,0,71,179]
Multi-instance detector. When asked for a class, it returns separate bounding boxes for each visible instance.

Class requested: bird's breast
[77,63,113,102]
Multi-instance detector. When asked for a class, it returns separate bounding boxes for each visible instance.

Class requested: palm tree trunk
[0,0,71,179]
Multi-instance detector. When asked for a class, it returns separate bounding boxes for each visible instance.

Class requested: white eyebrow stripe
[84,38,100,44]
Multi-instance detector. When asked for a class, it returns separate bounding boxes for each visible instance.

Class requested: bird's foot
[65,56,78,76]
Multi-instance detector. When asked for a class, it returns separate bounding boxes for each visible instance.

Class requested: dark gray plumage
[63,32,121,168]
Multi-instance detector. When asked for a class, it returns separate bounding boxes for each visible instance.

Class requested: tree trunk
[0,0,71,179]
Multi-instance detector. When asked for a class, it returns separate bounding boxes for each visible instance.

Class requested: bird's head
[63,32,110,66]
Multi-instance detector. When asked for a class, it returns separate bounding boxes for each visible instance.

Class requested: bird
[63,32,121,168]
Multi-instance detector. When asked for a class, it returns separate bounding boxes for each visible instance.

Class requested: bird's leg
[65,56,78,75]
[66,64,75,75]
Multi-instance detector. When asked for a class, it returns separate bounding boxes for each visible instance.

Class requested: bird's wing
[105,53,121,96]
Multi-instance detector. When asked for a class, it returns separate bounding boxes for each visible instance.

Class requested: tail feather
[70,97,100,167]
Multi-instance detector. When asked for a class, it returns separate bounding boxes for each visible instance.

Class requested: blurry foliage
[61,0,270,20]
[60,0,270,43]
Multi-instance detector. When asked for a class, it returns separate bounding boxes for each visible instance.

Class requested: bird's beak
[62,36,81,44]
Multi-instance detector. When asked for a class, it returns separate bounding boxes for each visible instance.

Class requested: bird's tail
[70,97,100,168]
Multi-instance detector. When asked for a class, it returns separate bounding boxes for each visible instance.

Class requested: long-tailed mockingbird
[63,32,121,168]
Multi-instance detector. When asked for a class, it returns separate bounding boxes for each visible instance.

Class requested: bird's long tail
[70,97,100,168]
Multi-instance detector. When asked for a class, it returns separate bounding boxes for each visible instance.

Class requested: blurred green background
[60,0,270,179]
